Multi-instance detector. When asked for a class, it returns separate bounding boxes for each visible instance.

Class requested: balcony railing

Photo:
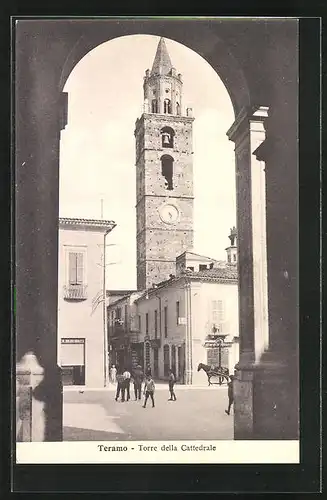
[63,285,88,300]
[108,323,125,339]
[130,330,142,344]
[108,324,143,344]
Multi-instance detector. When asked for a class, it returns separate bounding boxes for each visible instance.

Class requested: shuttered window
[212,300,225,332]
[206,347,229,369]
[69,252,84,285]
[164,306,168,338]
[154,310,158,338]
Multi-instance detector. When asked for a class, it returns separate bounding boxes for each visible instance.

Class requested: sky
[59,34,236,290]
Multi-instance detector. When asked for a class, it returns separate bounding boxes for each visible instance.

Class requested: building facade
[107,291,144,372]
[57,217,115,387]
[108,250,239,385]
[135,37,195,290]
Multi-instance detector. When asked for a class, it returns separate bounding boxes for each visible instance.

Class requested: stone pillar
[16,353,45,441]
[227,105,270,439]
[189,284,204,385]
[250,102,299,439]
[184,283,192,385]
[227,100,299,439]
[250,108,270,360]
[15,28,64,441]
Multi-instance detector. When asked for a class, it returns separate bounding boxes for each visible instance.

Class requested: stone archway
[57,24,251,115]
[15,18,299,442]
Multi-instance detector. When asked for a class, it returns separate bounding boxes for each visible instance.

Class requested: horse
[197,363,230,386]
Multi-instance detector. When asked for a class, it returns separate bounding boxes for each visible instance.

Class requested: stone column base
[234,349,299,440]
[16,352,63,442]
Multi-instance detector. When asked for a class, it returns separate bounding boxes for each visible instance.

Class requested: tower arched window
[164,98,172,114]
[176,102,180,116]
[161,154,174,190]
[160,126,175,148]
[151,99,158,113]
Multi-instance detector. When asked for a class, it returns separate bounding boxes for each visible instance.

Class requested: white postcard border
[16,440,300,464]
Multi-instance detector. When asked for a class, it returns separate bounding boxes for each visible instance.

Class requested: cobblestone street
[63,385,234,441]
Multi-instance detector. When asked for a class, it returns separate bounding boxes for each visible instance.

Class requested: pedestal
[235,348,299,440]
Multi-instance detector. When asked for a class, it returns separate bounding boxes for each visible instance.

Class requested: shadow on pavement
[63,426,125,441]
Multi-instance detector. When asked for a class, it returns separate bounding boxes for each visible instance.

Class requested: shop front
[60,338,85,386]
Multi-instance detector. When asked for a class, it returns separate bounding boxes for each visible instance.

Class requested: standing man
[133,364,144,401]
[142,374,155,408]
[168,369,177,401]
[123,368,131,402]
[225,375,235,415]
[115,372,125,402]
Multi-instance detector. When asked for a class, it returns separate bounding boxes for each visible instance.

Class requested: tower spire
[151,37,173,76]
[142,37,187,116]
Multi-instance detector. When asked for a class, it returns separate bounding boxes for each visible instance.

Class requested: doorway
[178,345,185,383]
[153,347,159,378]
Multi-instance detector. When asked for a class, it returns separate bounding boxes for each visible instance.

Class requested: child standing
[110,364,117,384]
[142,375,155,408]
[168,369,177,401]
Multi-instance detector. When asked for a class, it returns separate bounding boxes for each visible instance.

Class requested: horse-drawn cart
[197,363,230,386]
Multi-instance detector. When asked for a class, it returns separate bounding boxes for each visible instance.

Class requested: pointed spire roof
[151,37,173,76]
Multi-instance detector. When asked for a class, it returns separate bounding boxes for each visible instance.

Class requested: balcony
[63,285,88,301]
[108,323,143,345]
[108,322,125,340]
[130,330,142,344]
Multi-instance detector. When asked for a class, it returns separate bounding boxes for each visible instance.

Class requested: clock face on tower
[159,203,179,224]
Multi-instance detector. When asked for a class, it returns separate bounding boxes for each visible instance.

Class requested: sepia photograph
[15,17,300,465]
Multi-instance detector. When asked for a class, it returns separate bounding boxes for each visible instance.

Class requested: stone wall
[135,111,194,290]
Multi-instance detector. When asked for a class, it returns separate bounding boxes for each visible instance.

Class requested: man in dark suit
[115,372,125,402]
[133,365,144,400]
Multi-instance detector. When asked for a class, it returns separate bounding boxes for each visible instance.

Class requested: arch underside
[59,21,253,117]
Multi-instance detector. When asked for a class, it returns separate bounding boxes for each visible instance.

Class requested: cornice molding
[227,105,269,144]
[59,218,116,232]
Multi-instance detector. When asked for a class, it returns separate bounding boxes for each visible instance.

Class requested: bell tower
[135,37,195,290]
[225,226,238,264]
